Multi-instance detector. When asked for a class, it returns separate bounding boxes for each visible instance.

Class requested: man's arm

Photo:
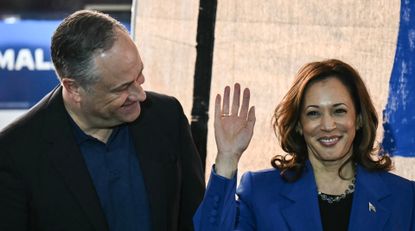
[177,102,206,231]
[0,150,29,230]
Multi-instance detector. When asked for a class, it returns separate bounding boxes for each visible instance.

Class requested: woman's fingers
[239,88,250,119]
[218,83,251,118]
[214,94,222,121]
[222,86,231,115]
[247,106,256,129]
[231,83,241,116]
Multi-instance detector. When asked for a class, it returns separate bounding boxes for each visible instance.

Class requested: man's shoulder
[144,91,180,105]
[140,91,183,116]
[0,106,44,143]
[0,87,62,143]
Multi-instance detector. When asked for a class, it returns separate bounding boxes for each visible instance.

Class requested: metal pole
[191,0,217,171]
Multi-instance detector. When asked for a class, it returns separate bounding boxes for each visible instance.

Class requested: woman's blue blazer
[194,162,415,231]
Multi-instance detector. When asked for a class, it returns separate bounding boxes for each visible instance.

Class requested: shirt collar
[67,113,124,145]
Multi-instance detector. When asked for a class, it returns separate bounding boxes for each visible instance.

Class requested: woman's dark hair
[271,59,392,181]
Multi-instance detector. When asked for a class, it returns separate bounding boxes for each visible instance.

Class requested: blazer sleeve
[0,150,29,231]
[235,172,258,230]
[193,168,237,231]
[193,169,258,231]
[177,101,206,231]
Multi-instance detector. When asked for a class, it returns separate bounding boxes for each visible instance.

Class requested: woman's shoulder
[359,166,414,193]
[237,168,295,204]
[243,167,281,177]
[240,168,286,186]
[377,170,414,188]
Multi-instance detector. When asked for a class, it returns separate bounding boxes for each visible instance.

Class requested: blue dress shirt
[70,120,151,231]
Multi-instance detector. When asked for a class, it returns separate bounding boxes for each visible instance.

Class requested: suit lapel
[129,96,169,231]
[280,163,323,231]
[280,163,391,231]
[42,87,109,231]
[348,165,391,231]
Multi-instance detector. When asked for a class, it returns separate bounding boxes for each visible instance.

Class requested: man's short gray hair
[51,10,128,90]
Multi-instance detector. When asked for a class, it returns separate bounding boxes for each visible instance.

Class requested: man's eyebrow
[110,81,134,91]
[110,66,144,91]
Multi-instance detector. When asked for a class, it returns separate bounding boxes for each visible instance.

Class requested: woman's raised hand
[214,83,256,179]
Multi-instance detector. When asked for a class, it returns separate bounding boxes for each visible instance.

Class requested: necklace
[318,177,355,204]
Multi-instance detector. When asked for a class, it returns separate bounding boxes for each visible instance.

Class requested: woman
[193,59,415,231]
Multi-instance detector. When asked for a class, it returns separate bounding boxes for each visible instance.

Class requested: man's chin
[121,101,140,113]
[118,105,141,123]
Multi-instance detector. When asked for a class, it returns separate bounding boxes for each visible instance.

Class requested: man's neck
[63,92,113,143]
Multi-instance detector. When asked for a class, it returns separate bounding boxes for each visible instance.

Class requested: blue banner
[0,18,130,109]
[0,20,60,109]
[382,0,415,157]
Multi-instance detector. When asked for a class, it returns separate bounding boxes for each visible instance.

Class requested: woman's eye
[335,108,347,114]
[306,111,319,117]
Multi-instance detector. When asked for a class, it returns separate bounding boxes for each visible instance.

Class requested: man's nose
[128,76,146,101]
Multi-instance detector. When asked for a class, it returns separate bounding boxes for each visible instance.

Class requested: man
[0,10,205,231]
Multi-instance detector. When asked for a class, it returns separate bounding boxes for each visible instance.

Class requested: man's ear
[356,114,362,130]
[61,78,82,103]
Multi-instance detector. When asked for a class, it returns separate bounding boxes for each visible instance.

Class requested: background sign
[0,20,60,109]
[0,18,130,109]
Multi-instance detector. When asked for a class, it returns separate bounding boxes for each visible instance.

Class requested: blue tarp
[382,0,415,157]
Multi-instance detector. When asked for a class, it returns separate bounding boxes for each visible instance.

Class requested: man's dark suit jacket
[0,86,205,231]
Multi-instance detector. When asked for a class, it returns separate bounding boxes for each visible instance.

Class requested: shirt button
[110,169,120,177]
[211,209,218,216]
[214,195,220,202]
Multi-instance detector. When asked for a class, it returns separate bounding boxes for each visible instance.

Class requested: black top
[318,193,354,231]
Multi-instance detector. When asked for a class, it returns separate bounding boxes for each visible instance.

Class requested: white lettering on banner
[35,49,53,70]
[0,49,14,70]
[15,49,35,71]
[0,48,54,71]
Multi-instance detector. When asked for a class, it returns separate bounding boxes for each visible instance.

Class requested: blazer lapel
[281,163,323,231]
[348,165,391,231]
[129,96,169,231]
[42,87,109,231]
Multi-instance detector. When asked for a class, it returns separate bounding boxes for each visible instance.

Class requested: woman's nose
[320,114,336,131]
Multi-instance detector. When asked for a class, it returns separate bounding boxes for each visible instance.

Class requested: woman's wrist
[214,154,239,179]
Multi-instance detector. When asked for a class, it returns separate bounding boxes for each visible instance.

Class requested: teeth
[320,137,338,143]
